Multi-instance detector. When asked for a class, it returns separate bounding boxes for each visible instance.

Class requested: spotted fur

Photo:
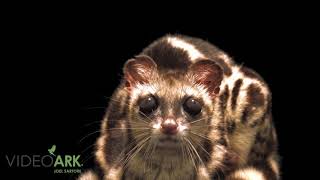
[78,34,280,180]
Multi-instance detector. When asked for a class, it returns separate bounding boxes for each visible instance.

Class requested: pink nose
[160,120,178,135]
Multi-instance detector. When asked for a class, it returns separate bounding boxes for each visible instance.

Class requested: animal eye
[183,97,202,116]
[139,95,158,115]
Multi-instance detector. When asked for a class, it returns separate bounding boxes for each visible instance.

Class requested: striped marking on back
[167,37,206,62]
[220,66,269,123]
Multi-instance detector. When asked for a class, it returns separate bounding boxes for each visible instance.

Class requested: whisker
[121,136,150,170]
[80,143,95,155]
[104,120,149,126]
[188,135,211,157]
[184,137,205,166]
[142,139,154,173]
[81,120,102,128]
[128,137,150,165]
[114,133,149,161]
[136,111,153,124]
[189,131,246,164]
[79,127,151,144]
[179,136,186,163]
[183,138,197,171]
[191,125,216,127]
[79,130,101,143]
[79,126,150,144]
[115,134,150,167]
[81,151,95,165]
[108,128,151,130]
[189,131,212,141]
[189,117,209,124]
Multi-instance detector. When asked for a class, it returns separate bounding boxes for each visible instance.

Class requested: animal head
[123,55,225,162]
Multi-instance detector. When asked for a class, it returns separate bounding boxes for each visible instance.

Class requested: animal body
[78,35,280,180]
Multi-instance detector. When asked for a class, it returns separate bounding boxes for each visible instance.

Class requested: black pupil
[183,97,202,116]
[139,96,158,115]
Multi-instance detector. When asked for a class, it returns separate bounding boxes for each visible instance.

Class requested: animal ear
[188,60,223,96]
[123,55,157,88]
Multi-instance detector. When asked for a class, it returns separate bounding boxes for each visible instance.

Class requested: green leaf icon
[48,144,56,156]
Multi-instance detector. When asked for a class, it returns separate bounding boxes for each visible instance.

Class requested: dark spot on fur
[247,160,278,180]
[250,111,269,128]
[249,129,278,164]
[142,39,191,71]
[255,132,267,143]
[247,84,265,107]
[217,137,228,146]
[241,66,264,82]
[210,169,226,180]
[176,35,233,76]
[219,85,229,118]
[231,79,243,110]
[241,106,250,123]
[250,118,261,128]
[202,139,213,163]
[215,151,239,178]
[217,123,226,134]
[227,121,236,134]
[106,101,121,129]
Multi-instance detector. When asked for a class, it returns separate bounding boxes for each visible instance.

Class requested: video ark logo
[5,144,83,174]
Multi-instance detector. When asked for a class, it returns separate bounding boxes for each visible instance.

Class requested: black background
[1,4,313,180]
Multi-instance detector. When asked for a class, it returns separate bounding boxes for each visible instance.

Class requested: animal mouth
[157,136,179,149]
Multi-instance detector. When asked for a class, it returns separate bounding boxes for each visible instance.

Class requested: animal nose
[161,119,178,135]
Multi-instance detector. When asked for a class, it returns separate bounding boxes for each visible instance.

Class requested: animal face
[124,55,224,160]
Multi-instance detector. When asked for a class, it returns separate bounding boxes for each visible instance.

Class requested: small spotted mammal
[78,35,280,180]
